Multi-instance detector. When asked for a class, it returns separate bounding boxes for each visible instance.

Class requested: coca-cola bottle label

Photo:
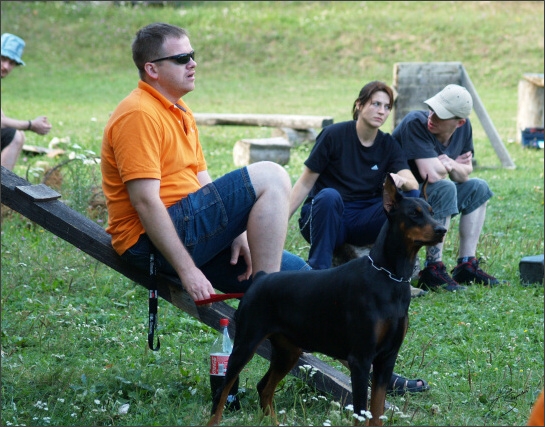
[210,353,230,376]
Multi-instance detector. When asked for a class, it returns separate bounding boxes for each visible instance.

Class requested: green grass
[1,1,543,426]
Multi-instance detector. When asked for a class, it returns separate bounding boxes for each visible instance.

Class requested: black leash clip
[148,253,160,351]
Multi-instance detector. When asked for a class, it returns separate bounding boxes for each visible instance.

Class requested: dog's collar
[367,255,410,283]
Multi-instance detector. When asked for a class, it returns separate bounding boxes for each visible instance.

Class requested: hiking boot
[452,257,499,286]
[418,261,467,292]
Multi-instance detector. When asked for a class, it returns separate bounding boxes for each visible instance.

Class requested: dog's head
[383,174,446,247]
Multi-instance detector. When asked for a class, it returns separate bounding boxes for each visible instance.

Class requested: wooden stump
[271,127,319,146]
[516,73,544,144]
[233,137,291,166]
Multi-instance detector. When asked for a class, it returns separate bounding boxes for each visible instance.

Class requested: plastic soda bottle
[209,318,240,411]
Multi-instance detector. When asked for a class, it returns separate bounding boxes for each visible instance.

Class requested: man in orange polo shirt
[101,23,309,303]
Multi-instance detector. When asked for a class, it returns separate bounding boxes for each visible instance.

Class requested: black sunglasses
[150,50,195,65]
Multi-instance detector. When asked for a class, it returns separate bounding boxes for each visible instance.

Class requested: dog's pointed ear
[383,173,402,214]
[421,175,429,201]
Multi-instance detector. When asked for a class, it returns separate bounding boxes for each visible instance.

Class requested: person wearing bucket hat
[1,33,52,171]
[392,84,500,292]
[1,33,26,66]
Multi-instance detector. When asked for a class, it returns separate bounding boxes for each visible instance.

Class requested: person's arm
[412,117,473,184]
[289,166,320,218]
[414,157,449,183]
[1,109,52,135]
[438,151,473,183]
[197,170,213,186]
[126,178,215,302]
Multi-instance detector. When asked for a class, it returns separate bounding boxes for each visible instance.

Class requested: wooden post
[516,73,544,144]
[460,67,516,169]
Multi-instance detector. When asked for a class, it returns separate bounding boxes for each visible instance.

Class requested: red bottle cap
[220,318,229,327]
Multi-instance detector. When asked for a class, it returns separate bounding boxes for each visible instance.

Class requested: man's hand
[179,264,216,302]
[30,116,52,135]
[388,170,419,191]
[454,151,472,166]
[389,172,407,189]
[437,151,472,182]
[438,154,455,172]
[231,232,252,281]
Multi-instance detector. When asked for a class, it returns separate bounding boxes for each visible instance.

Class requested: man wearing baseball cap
[1,33,52,171]
[392,84,499,291]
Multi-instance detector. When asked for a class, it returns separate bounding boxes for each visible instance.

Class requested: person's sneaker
[418,261,467,292]
[452,257,499,286]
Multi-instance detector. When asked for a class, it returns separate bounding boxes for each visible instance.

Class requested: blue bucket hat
[1,33,25,66]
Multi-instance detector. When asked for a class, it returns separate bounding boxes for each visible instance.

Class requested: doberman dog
[207,174,446,426]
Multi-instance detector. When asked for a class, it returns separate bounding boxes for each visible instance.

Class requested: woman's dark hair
[351,81,394,120]
[132,22,188,79]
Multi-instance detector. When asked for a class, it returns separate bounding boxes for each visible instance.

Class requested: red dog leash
[195,293,244,306]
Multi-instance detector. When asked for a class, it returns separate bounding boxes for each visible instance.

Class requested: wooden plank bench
[0,165,354,407]
[193,113,333,130]
[194,113,334,166]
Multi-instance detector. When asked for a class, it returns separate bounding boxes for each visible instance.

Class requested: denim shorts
[1,128,17,150]
[121,167,310,293]
[423,178,493,219]
[122,167,255,271]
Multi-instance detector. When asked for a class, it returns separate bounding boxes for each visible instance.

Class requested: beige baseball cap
[424,84,473,119]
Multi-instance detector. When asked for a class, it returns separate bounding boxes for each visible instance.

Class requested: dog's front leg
[368,371,387,426]
[368,357,398,426]
[349,360,372,426]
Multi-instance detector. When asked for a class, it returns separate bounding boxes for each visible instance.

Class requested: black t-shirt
[392,110,474,183]
[304,120,410,202]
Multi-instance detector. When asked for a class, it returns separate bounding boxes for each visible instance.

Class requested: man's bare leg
[1,130,25,171]
[246,161,291,274]
[425,216,451,264]
[458,203,487,258]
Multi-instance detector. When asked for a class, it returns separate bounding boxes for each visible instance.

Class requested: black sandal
[387,373,430,396]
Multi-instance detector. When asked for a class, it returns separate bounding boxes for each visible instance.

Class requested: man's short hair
[132,23,188,79]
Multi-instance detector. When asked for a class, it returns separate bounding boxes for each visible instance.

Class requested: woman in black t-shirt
[289,81,419,270]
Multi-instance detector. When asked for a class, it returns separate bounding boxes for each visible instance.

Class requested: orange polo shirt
[528,389,544,426]
[101,81,207,255]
